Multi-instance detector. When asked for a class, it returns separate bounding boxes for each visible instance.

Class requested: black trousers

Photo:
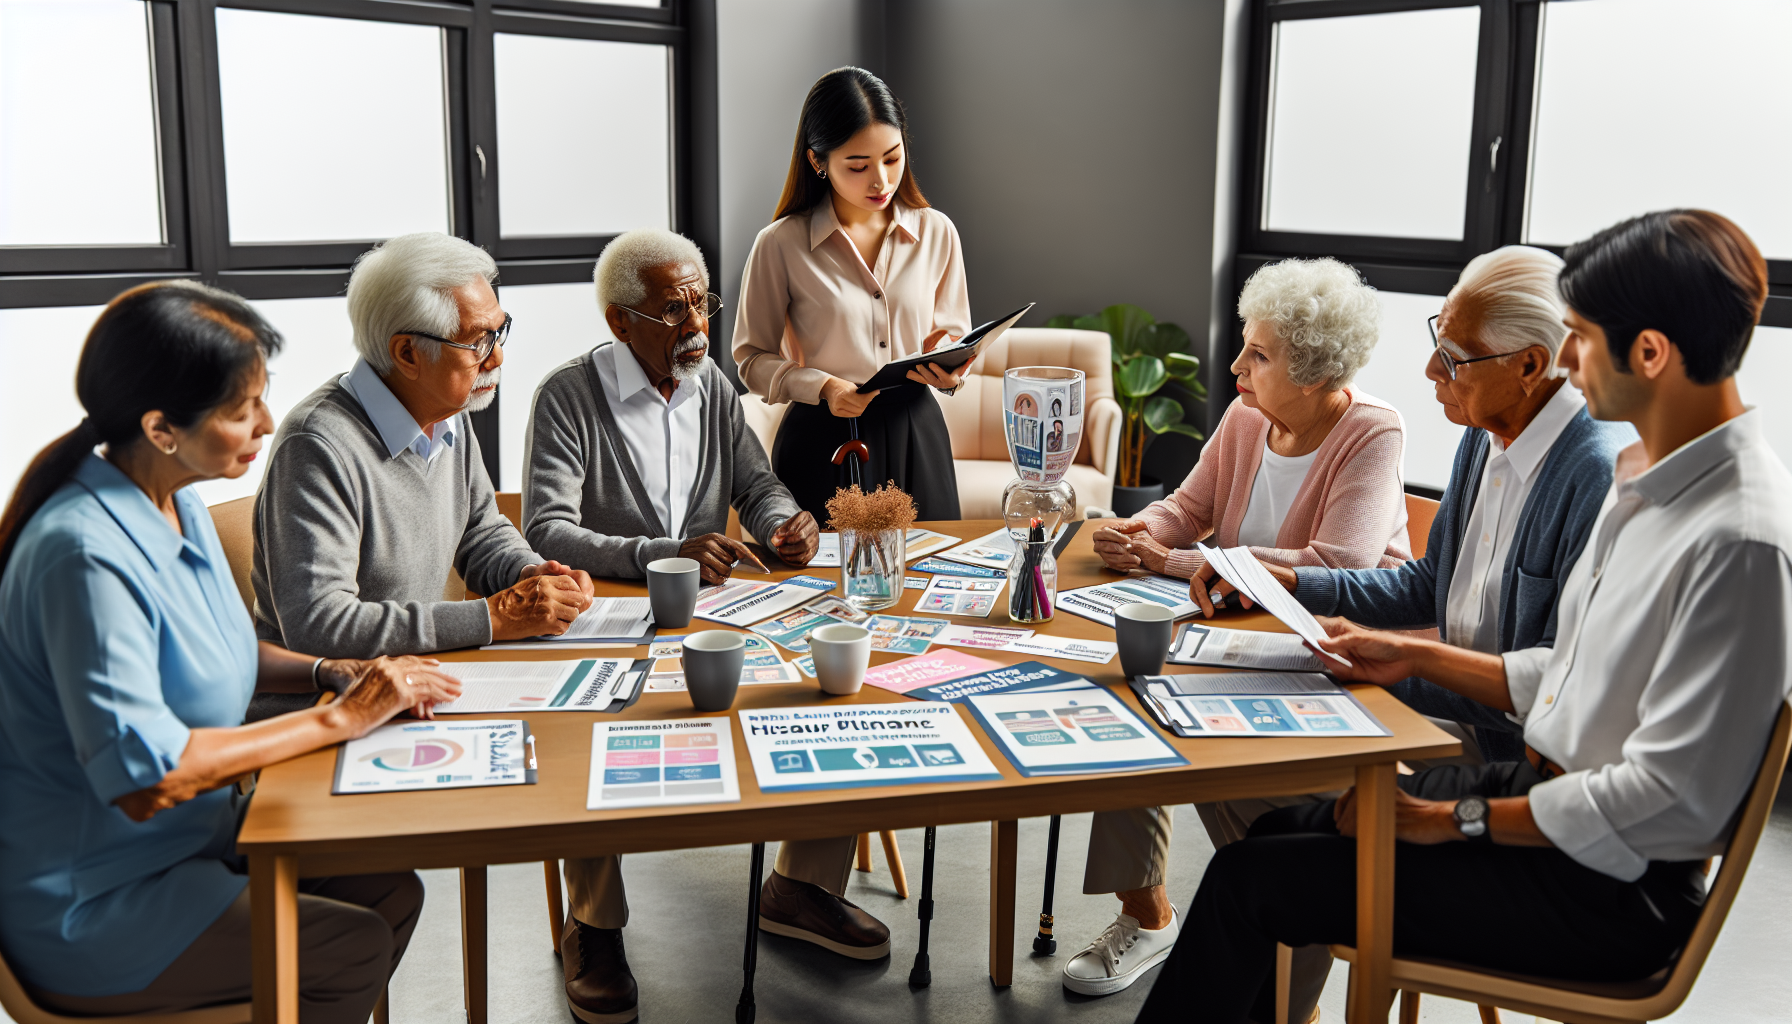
[771,383,961,525]
[1135,761,1707,1024]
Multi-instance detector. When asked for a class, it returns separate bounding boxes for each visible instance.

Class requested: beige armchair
[942,327,1121,519]
[734,326,1122,522]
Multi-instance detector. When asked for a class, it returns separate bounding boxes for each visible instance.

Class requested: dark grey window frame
[0,0,719,485]
[1233,0,1792,382]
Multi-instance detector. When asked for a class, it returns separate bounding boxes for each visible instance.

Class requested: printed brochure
[963,690,1186,777]
[586,718,741,810]
[432,659,646,714]
[333,719,535,794]
[739,703,1004,792]
[1129,672,1390,738]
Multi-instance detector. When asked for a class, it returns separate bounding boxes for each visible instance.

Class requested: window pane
[495,34,671,238]
[494,282,610,491]
[0,1,162,246]
[1348,291,1462,491]
[1263,7,1480,240]
[1736,326,1792,473]
[0,305,99,511]
[215,9,449,244]
[193,296,358,505]
[1525,0,1792,257]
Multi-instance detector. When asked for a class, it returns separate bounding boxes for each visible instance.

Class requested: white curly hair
[1237,257,1380,390]
[594,229,710,311]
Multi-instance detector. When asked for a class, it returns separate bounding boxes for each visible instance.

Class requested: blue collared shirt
[0,455,259,996]
[339,356,458,461]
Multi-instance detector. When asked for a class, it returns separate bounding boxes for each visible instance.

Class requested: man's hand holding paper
[1193,543,1352,668]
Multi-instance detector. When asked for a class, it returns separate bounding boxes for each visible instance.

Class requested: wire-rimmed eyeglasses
[618,291,724,328]
[405,313,512,363]
[1428,314,1507,381]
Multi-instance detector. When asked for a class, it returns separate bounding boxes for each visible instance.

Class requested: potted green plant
[1047,304,1206,517]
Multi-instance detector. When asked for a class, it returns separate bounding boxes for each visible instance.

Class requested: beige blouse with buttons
[732,200,972,406]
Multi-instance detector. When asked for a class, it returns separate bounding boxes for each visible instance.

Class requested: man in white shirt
[1136,209,1791,1024]
[526,231,888,1024]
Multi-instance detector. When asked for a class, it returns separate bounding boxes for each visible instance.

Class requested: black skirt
[772,383,961,525]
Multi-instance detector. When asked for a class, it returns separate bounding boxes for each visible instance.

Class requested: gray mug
[1114,602,1175,678]
[646,557,701,628]
[682,630,745,711]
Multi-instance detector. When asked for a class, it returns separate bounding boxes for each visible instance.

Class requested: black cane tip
[908,952,932,988]
[735,1001,756,1023]
[1032,936,1057,956]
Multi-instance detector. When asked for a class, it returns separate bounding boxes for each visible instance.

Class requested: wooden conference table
[239,521,1458,1024]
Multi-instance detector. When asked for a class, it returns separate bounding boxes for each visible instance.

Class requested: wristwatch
[1453,795,1491,841]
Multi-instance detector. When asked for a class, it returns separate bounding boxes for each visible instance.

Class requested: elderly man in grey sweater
[524,230,887,1024]
[252,232,595,664]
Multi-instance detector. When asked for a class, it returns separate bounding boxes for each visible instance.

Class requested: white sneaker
[1061,910,1180,996]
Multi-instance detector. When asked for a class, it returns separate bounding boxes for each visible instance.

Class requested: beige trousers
[564,836,859,928]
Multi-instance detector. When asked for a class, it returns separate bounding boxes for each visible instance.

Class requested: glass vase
[841,528,905,611]
[1007,539,1058,623]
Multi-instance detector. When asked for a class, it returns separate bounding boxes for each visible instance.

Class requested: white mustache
[674,334,708,358]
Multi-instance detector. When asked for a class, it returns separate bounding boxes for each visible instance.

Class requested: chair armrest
[1085,396,1123,478]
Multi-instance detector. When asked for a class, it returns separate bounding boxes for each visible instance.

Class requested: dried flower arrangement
[824,482,917,533]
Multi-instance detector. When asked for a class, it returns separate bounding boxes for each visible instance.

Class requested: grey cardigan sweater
[252,378,539,659]
[522,347,801,579]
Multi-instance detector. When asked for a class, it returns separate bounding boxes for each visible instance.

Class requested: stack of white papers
[514,597,653,643]
[693,575,836,627]
[1196,544,1350,668]
[431,660,644,713]
[1169,622,1322,672]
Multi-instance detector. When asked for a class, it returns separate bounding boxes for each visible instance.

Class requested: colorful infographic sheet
[915,576,1005,617]
[586,718,741,810]
[432,660,643,713]
[749,595,868,653]
[866,614,950,654]
[935,530,1018,570]
[963,690,1187,777]
[1130,673,1390,738]
[905,660,1097,704]
[739,703,1004,792]
[333,720,534,794]
[642,636,801,692]
[862,650,1005,695]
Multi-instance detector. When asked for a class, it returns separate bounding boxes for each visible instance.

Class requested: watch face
[1456,796,1488,823]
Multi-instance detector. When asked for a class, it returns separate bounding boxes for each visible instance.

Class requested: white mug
[808,623,872,695]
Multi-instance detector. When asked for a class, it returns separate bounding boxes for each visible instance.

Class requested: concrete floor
[6,791,1786,1024]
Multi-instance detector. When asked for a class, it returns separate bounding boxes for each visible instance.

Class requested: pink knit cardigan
[1139,390,1412,579]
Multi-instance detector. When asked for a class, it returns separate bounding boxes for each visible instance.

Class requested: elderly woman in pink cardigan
[1064,257,1411,1001]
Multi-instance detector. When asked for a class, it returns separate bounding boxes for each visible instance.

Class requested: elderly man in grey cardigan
[253,232,595,660]
[524,230,883,1024]
[1180,245,1632,1021]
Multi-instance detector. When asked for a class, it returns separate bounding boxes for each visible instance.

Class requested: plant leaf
[1117,356,1168,398]
[1136,322,1190,362]
[1158,423,1206,440]
[1142,395,1185,432]
[1164,351,1201,380]
[1045,314,1079,330]
[1096,304,1157,357]
[1072,314,1106,334]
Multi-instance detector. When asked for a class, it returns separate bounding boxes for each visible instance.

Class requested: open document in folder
[1168,622,1323,672]
[431,659,648,714]
[1129,672,1389,738]
[333,719,535,794]
[963,687,1187,777]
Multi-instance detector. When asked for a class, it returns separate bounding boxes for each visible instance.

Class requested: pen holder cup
[842,528,905,612]
[1007,540,1058,624]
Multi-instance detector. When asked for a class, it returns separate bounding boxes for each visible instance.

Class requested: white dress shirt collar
[605,339,702,411]
[1620,405,1762,504]
[339,357,457,462]
[808,198,922,251]
[1487,379,1585,483]
[592,343,705,534]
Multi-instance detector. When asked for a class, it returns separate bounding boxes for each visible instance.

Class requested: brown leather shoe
[757,870,891,959]
[561,917,638,1023]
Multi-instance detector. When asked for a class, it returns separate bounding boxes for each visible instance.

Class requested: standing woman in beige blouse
[733,67,971,521]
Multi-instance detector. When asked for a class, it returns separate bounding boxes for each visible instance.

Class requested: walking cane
[830,416,869,488]
[908,825,937,987]
[737,842,765,1023]
[1034,815,1062,954]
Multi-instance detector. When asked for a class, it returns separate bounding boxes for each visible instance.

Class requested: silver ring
[1209,590,1224,604]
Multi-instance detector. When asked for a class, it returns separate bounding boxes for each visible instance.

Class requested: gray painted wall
[714,0,881,385]
[883,0,1228,487]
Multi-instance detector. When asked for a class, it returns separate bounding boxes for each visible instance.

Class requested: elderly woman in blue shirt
[0,282,460,1022]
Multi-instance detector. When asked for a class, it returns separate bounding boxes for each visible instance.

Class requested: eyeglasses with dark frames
[1428,314,1508,381]
[617,291,724,328]
[404,313,513,362]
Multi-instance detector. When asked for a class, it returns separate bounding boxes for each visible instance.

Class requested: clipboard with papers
[854,303,1034,394]
[1129,672,1390,739]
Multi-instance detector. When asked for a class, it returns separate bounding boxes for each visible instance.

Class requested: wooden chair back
[0,946,249,1024]
[1326,701,1792,1024]
[495,491,522,531]
[206,496,257,613]
[1405,492,1440,561]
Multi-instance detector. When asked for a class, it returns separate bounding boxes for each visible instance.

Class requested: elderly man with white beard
[253,231,595,662]
[526,231,866,1024]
